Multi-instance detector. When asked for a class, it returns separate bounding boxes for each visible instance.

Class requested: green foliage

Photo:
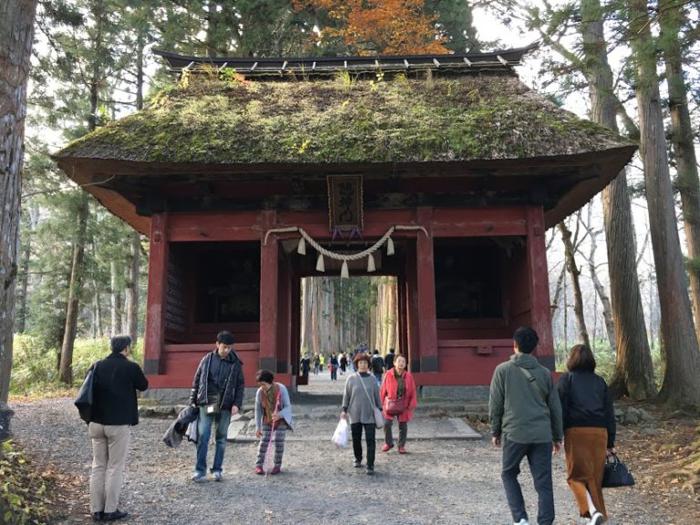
[555,339,664,387]
[424,0,483,52]
[154,0,313,58]
[10,336,143,397]
[0,441,51,525]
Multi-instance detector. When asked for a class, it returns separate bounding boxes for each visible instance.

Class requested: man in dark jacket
[88,335,148,522]
[190,330,244,482]
[384,348,395,371]
[489,326,563,525]
[370,350,384,386]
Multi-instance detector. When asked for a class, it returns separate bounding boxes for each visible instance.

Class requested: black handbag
[74,361,100,423]
[602,453,635,488]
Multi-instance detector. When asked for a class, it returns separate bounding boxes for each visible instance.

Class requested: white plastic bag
[331,418,349,448]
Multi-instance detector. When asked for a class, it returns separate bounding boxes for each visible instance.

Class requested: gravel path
[11,398,682,525]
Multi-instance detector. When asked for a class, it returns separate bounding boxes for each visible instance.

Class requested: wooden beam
[54,159,150,235]
[277,257,292,373]
[143,213,168,374]
[168,210,262,241]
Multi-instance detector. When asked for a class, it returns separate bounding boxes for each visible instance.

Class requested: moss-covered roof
[54,74,634,165]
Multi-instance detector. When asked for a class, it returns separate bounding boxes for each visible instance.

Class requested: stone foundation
[418,385,490,401]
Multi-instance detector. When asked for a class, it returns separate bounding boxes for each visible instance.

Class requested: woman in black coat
[558,344,616,525]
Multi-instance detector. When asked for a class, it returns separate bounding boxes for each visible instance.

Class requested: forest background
[2,0,700,410]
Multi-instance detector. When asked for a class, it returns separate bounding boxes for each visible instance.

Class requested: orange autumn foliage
[295,0,448,55]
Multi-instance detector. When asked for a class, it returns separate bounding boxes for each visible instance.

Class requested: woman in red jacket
[380,354,417,454]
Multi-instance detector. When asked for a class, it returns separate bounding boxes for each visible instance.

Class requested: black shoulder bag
[602,453,635,488]
[75,361,100,423]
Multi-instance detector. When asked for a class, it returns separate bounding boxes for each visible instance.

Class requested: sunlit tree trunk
[0,0,38,406]
[659,0,700,344]
[627,0,700,408]
[581,0,655,399]
[558,221,590,348]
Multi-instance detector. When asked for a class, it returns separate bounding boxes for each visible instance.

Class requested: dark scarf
[394,369,405,399]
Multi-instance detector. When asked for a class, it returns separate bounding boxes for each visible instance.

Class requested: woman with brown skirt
[558,344,616,525]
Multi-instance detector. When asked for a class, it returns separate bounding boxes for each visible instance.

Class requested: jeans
[373,372,382,386]
[501,438,554,525]
[195,408,231,475]
[350,422,376,468]
[384,418,408,447]
[330,367,337,381]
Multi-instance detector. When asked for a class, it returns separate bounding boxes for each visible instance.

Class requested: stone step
[226,416,482,442]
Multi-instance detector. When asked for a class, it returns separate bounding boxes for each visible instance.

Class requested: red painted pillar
[277,257,291,374]
[416,208,439,372]
[405,242,419,372]
[144,213,168,375]
[259,210,279,372]
[526,206,555,370]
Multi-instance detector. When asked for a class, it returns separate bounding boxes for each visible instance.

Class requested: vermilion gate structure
[53,46,636,395]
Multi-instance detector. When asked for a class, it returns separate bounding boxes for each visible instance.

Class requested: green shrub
[0,440,52,525]
[10,336,143,397]
[555,339,664,386]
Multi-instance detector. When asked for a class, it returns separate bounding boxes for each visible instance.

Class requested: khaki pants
[88,422,130,514]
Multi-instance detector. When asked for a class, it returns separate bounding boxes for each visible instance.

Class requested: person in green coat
[489,326,563,525]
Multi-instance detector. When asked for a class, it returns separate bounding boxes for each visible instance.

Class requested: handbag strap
[91,360,101,383]
[515,365,547,402]
[606,452,621,466]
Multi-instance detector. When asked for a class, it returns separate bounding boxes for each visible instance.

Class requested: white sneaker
[212,471,222,482]
[191,472,207,483]
[589,511,605,524]
[514,520,529,525]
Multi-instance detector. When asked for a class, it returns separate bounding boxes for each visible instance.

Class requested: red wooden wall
[143,206,553,389]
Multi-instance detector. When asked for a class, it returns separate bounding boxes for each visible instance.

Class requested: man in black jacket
[189,330,245,482]
[384,348,395,371]
[88,335,148,522]
[371,350,385,386]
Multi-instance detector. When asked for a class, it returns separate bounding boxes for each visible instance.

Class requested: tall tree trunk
[558,221,590,348]
[659,0,700,344]
[123,33,145,346]
[205,1,224,57]
[125,232,140,344]
[586,227,616,352]
[580,0,655,399]
[15,209,32,333]
[59,0,106,382]
[90,237,103,339]
[550,264,567,326]
[0,0,38,406]
[59,193,89,384]
[110,260,122,336]
[627,0,700,408]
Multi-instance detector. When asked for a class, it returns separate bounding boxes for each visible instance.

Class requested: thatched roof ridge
[153,44,537,77]
[54,74,634,166]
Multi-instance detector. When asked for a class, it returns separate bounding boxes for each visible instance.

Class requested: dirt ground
[7,387,699,525]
